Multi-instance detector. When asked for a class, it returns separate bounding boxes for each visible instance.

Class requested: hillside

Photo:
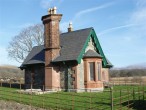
[110,68,146,77]
[0,65,24,78]
[110,62,146,77]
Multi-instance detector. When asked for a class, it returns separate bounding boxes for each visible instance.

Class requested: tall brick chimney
[42,7,62,89]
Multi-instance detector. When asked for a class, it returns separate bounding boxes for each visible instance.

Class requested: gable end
[77,28,112,68]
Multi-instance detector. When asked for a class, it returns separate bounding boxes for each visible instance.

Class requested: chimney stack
[68,22,73,32]
[42,7,62,53]
[41,7,62,89]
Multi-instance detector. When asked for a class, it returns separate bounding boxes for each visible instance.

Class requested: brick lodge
[20,7,112,92]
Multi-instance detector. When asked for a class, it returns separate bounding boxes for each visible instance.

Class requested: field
[110,76,146,85]
[0,85,146,110]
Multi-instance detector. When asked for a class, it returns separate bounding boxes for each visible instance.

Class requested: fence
[111,85,146,110]
[0,82,145,110]
[110,76,146,86]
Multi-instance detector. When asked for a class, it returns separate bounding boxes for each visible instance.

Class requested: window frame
[97,62,101,81]
[89,62,95,81]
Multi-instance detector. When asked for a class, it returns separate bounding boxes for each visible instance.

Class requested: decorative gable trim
[77,28,112,68]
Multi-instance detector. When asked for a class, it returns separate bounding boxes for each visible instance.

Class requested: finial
[69,22,73,28]
[48,8,51,14]
[68,22,73,32]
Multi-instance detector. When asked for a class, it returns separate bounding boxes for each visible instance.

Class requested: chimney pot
[53,7,57,14]
[68,22,73,32]
[48,8,51,14]
[50,8,53,14]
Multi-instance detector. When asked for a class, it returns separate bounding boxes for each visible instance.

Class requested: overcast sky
[0,0,146,67]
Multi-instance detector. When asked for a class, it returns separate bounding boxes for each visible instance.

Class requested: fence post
[30,83,32,109]
[138,86,141,107]
[10,81,11,88]
[42,85,44,109]
[19,82,21,103]
[143,84,145,104]
[138,86,140,101]
[57,87,59,110]
[110,87,113,110]
[133,88,135,106]
[72,91,74,110]
[120,89,122,110]
[128,88,129,109]
[0,81,2,98]
[0,81,2,87]
[90,89,92,110]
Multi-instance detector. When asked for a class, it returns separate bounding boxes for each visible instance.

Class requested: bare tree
[7,24,44,63]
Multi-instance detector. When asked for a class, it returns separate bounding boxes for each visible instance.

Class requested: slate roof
[21,45,45,67]
[106,57,113,67]
[21,28,92,67]
[53,28,92,62]
[21,27,113,68]
[83,49,102,58]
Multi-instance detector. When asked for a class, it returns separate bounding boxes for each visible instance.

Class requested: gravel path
[0,100,47,110]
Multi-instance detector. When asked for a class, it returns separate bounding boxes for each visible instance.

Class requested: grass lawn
[0,85,145,110]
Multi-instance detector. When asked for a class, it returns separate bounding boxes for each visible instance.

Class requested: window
[102,71,105,81]
[89,62,95,81]
[97,62,101,80]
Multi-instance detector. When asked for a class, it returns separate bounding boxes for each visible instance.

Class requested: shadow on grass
[122,100,146,110]
[1,83,25,89]
[94,100,146,110]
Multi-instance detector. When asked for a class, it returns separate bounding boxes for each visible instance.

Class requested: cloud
[136,0,146,7]
[60,2,114,32]
[40,0,63,9]
[40,0,53,9]
[98,24,136,36]
[97,0,146,37]
[16,23,33,29]
[130,7,146,25]
[128,0,146,35]
[73,2,114,21]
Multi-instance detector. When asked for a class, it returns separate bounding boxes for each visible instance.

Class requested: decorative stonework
[25,66,44,89]
[60,65,74,90]
[85,37,97,53]
[77,59,84,89]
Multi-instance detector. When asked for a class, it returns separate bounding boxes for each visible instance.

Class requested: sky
[0,0,146,68]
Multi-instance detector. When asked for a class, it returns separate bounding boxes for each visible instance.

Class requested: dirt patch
[0,100,47,110]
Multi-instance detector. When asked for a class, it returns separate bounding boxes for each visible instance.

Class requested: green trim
[77,30,92,64]
[77,28,112,68]
[91,29,107,67]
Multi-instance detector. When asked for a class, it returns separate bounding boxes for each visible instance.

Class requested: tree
[7,24,44,63]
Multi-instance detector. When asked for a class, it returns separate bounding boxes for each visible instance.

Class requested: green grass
[0,85,145,110]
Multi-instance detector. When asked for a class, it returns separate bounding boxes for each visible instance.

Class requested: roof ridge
[61,27,93,35]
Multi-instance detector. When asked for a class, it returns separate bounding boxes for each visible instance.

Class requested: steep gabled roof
[77,28,112,68]
[21,27,112,68]
[53,28,92,62]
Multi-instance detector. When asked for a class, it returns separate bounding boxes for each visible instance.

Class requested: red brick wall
[42,13,62,89]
